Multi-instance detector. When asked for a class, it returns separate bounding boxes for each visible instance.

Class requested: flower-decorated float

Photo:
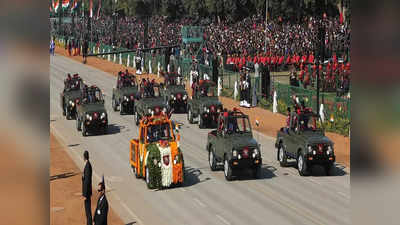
[129,113,184,189]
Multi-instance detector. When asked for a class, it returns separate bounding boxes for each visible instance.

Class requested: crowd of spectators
[53,13,350,94]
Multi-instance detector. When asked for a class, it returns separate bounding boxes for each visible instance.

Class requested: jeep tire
[253,165,261,179]
[82,124,87,137]
[297,152,309,176]
[187,108,194,124]
[325,163,335,176]
[209,147,217,171]
[224,157,233,181]
[278,145,288,167]
[76,117,81,131]
[135,111,140,126]
[145,167,154,189]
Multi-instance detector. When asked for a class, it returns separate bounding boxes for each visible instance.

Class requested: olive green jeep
[187,80,223,128]
[76,86,108,136]
[206,108,262,181]
[275,108,336,176]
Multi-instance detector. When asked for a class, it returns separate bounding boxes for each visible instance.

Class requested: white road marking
[337,191,350,199]
[216,214,231,225]
[120,201,145,225]
[193,198,206,208]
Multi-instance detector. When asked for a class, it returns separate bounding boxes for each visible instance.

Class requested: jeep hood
[230,135,258,149]
[120,87,138,96]
[167,86,187,94]
[141,98,167,108]
[302,132,333,145]
[81,103,107,113]
[200,97,222,107]
[64,90,81,100]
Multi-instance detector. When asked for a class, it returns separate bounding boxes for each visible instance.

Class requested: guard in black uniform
[94,178,108,225]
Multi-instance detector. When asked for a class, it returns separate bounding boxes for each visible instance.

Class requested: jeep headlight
[327,145,333,155]
[162,107,167,113]
[86,114,91,120]
[148,108,152,114]
[153,158,158,165]
[232,150,238,157]
[173,97,176,100]
[252,149,259,158]
[124,96,128,101]
[253,149,259,155]
[69,100,74,106]
[183,94,187,100]
[174,155,179,164]
[100,112,106,119]
[171,94,174,98]
[308,146,312,153]
[203,106,207,112]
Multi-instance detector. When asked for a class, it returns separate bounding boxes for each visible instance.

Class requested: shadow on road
[182,166,211,188]
[234,164,277,180]
[50,172,80,181]
[309,164,348,177]
[282,160,348,176]
[125,222,137,225]
[105,124,124,135]
[67,143,80,147]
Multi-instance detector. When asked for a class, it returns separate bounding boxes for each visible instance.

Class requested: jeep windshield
[199,86,217,97]
[299,113,324,132]
[225,116,252,135]
[66,78,81,91]
[83,89,104,104]
[146,123,172,142]
[142,86,161,98]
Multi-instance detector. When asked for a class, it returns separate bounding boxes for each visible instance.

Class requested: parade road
[50,54,350,225]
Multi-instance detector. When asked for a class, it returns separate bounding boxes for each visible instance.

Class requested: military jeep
[60,75,82,120]
[160,72,188,113]
[134,84,168,126]
[275,108,336,176]
[187,80,223,128]
[76,86,108,136]
[111,74,139,115]
[207,108,262,181]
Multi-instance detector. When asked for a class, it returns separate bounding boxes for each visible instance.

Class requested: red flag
[339,12,343,24]
[89,0,93,18]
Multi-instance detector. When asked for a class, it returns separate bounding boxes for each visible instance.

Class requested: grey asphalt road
[50,55,350,225]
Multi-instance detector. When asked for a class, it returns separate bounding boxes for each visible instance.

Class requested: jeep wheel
[297,152,309,176]
[132,165,139,179]
[209,148,217,171]
[103,125,108,135]
[253,165,261,179]
[120,104,124,115]
[187,108,193,124]
[65,106,71,120]
[112,98,117,112]
[198,115,204,129]
[145,167,154,189]
[82,125,87,137]
[135,111,140,126]
[62,102,66,116]
[224,158,233,181]
[278,145,288,167]
[76,118,81,131]
[325,163,335,176]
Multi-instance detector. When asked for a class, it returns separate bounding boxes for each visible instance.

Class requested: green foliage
[277,99,288,115]
[94,0,348,23]
[258,97,272,111]
[146,143,162,189]
[220,88,234,98]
